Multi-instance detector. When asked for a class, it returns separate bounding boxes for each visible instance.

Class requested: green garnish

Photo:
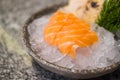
[96,0,120,32]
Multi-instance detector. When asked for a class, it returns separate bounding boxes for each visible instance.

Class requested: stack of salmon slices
[44,11,98,58]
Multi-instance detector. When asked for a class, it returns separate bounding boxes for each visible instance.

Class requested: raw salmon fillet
[44,11,98,58]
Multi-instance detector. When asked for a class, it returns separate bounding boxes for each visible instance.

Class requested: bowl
[23,4,120,79]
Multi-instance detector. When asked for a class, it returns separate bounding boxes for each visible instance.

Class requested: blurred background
[0,0,120,80]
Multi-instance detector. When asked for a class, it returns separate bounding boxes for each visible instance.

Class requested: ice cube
[28,15,120,71]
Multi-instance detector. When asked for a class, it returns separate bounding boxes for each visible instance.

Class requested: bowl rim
[23,3,120,76]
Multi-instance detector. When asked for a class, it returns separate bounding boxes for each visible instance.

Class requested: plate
[23,4,120,79]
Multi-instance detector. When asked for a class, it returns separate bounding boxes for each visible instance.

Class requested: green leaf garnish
[96,0,120,32]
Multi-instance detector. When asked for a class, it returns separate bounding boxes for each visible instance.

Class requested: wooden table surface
[0,0,120,80]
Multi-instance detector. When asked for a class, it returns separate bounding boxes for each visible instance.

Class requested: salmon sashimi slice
[44,11,98,59]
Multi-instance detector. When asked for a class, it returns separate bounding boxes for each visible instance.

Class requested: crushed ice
[28,15,120,70]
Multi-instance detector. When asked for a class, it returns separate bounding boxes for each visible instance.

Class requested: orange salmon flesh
[44,11,98,59]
